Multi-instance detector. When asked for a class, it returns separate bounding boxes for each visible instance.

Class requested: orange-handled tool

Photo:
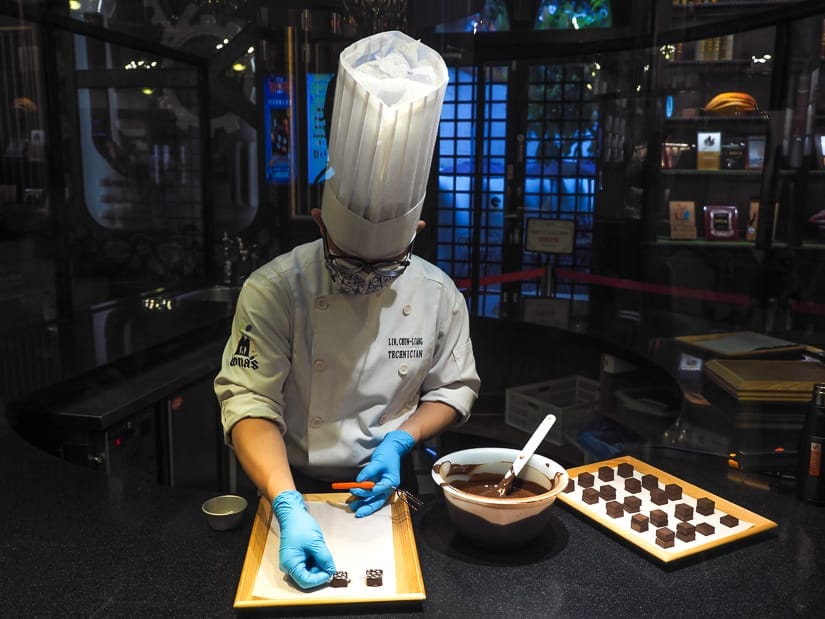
[331,481,375,490]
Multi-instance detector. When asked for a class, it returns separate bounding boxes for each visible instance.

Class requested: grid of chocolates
[563,462,748,551]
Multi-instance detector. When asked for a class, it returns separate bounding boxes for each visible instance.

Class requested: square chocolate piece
[630,513,649,532]
[676,522,696,542]
[649,487,668,505]
[606,500,623,518]
[696,522,715,536]
[582,487,600,504]
[650,509,668,527]
[642,474,658,491]
[617,462,634,478]
[598,466,614,482]
[366,568,383,587]
[578,472,595,488]
[599,484,616,501]
[720,514,739,528]
[665,483,682,500]
[656,527,675,548]
[624,477,642,494]
[674,503,694,521]
[696,497,715,515]
[331,571,350,587]
[564,479,576,493]
[623,495,642,513]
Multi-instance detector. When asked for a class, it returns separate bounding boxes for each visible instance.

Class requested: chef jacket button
[379,415,388,425]
[402,304,412,316]
[316,297,328,310]
[313,359,327,371]
[310,417,322,429]
[398,363,409,376]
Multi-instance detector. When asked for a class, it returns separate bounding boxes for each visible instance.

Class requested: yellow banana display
[703,91,758,115]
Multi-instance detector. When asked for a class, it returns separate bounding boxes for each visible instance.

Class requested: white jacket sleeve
[214,271,293,445]
[419,281,480,422]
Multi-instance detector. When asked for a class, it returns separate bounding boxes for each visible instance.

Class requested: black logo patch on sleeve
[230,334,259,370]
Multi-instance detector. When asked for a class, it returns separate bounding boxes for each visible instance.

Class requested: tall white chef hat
[321,30,449,260]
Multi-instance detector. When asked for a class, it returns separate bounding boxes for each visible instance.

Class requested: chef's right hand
[271,490,336,589]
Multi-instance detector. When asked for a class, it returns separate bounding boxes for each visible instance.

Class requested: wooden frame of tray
[674,332,803,358]
[234,493,425,609]
[704,359,825,402]
[557,456,777,563]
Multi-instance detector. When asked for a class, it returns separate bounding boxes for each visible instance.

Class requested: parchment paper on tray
[252,500,397,600]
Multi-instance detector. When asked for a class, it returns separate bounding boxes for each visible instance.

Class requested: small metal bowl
[202,494,248,531]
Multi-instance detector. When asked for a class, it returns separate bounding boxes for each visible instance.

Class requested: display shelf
[664,114,769,123]
[660,169,762,177]
[649,238,766,248]
[671,0,802,14]
[649,237,825,249]
[662,59,770,73]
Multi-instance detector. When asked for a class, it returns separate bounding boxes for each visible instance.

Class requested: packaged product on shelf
[721,138,746,169]
[697,132,721,169]
[669,201,697,239]
[703,205,738,240]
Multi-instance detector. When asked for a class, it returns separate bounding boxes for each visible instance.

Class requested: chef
[214,31,480,590]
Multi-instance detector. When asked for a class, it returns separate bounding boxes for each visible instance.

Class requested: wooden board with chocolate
[234,494,425,608]
[557,456,777,562]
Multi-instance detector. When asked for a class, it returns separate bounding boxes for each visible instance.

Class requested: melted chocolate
[447,472,550,498]
[433,463,555,498]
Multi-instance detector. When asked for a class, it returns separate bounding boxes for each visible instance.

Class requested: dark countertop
[2,402,824,617]
[2,297,824,615]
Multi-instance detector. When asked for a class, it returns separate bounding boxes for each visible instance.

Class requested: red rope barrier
[455,266,825,316]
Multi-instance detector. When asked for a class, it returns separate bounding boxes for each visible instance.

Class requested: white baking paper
[252,499,397,600]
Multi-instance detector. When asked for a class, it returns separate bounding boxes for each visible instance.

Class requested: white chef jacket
[214,238,479,477]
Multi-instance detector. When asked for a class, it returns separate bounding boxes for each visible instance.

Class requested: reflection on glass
[535,1,612,30]
[434,0,510,33]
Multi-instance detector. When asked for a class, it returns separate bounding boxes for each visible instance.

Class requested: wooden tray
[704,359,825,402]
[675,331,803,358]
[557,456,777,563]
[234,493,425,609]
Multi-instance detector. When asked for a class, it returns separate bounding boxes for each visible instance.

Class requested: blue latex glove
[349,430,415,518]
[271,490,336,589]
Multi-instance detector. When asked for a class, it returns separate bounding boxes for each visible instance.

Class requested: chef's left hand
[349,430,415,518]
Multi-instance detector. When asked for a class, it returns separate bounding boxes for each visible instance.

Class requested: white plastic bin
[505,376,600,446]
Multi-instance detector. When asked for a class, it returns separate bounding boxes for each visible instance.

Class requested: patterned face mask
[325,262,400,295]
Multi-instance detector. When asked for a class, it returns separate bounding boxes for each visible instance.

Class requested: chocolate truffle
[696,497,715,515]
[331,571,350,587]
[598,466,614,482]
[564,479,575,493]
[366,569,383,587]
[624,477,642,494]
[617,462,634,478]
[623,495,642,513]
[606,500,624,518]
[650,509,668,527]
[720,514,739,528]
[642,474,658,491]
[665,483,682,500]
[676,522,696,542]
[696,522,715,536]
[656,527,675,548]
[578,472,595,488]
[649,487,668,505]
[630,513,649,532]
[599,484,616,501]
[674,503,694,521]
[582,487,600,504]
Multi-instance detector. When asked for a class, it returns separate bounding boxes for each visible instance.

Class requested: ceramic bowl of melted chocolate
[431,447,568,550]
